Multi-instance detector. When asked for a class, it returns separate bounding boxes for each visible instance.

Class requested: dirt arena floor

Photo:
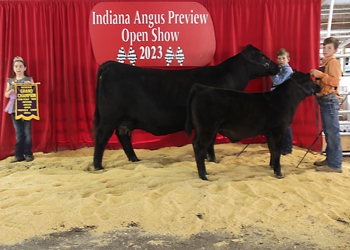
[0,143,349,249]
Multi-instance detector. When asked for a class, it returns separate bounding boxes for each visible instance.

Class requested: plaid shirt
[270,63,293,91]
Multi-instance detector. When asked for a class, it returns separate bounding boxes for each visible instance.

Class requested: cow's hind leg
[93,124,115,170]
[192,133,215,180]
[116,133,140,162]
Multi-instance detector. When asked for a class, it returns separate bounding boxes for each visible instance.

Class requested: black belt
[317,92,336,100]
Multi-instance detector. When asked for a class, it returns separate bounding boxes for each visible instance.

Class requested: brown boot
[10,157,25,163]
[316,165,342,173]
[314,160,327,166]
[26,156,34,162]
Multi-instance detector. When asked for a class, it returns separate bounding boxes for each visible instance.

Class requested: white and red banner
[89,2,216,67]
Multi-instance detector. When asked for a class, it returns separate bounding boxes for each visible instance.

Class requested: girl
[4,56,35,163]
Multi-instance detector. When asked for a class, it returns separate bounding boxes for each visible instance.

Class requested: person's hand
[5,89,15,98]
[24,81,32,85]
[310,69,321,78]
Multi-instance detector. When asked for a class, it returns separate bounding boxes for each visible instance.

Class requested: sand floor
[0,143,349,248]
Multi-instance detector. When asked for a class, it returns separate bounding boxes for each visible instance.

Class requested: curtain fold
[0,0,321,160]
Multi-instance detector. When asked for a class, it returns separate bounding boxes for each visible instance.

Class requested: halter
[290,77,316,96]
[240,51,272,69]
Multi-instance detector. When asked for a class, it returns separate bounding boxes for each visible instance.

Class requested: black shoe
[10,157,25,163]
[26,156,34,162]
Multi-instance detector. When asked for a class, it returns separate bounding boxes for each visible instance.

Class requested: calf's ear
[303,73,311,81]
[291,70,301,80]
[246,44,254,50]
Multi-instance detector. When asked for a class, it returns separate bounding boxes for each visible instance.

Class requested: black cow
[185,71,317,180]
[93,44,280,170]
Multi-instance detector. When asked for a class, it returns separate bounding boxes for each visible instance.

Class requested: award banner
[15,84,40,120]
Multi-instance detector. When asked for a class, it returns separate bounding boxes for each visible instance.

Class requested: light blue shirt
[270,63,293,91]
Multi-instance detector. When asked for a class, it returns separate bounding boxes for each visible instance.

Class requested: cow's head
[291,70,318,96]
[240,44,280,77]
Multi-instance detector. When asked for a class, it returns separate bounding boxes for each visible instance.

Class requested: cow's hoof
[207,157,217,163]
[86,164,104,172]
[199,175,208,181]
[206,153,217,163]
[276,174,284,179]
[129,157,140,162]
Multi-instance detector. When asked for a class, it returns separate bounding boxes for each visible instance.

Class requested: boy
[271,48,293,155]
[310,37,342,173]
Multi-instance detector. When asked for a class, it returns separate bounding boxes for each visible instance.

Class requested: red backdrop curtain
[0,0,321,160]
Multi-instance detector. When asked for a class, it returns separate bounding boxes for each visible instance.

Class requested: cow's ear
[305,73,311,81]
[291,70,297,80]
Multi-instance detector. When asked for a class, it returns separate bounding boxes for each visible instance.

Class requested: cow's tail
[185,83,199,137]
[92,65,104,137]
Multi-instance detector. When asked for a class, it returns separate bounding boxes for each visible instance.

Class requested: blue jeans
[11,114,33,159]
[318,93,342,170]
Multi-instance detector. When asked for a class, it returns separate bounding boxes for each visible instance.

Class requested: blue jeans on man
[11,113,33,160]
[318,93,343,170]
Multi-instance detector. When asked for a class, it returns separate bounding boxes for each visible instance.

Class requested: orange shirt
[316,55,342,97]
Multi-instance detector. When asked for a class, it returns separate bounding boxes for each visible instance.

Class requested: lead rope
[296,95,322,168]
[316,95,322,151]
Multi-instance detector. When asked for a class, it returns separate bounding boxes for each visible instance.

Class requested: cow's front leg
[271,152,283,178]
[116,133,140,162]
[267,136,284,179]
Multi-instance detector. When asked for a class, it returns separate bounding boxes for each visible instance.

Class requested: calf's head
[291,71,318,97]
[241,44,280,77]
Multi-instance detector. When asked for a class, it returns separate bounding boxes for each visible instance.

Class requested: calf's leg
[192,133,214,180]
[206,134,218,163]
[266,136,284,178]
[270,152,283,178]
